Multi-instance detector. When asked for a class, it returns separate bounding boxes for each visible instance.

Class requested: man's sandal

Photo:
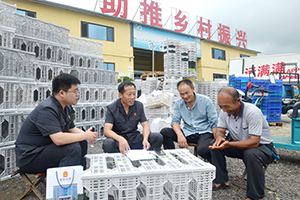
[213,183,230,191]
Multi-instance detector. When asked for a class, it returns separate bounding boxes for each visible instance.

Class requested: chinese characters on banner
[99,0,248,49]
[100,0,128,19]
[245,62,300,79]
[197,17,212,39]
[171,8,189,33]
[236,29,247,48]
[139,0,162,27]
[218,23,231,45]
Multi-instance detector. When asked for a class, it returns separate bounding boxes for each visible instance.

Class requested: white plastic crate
[0,81,42,109]
[75,120,104,140]
[32,83,52,105]
[15,13,70,46]
[137,159,167,200]
[0,109,31,146]
[145,91,171,109]
[0,1,16,30]
[164,149,215,200]
[82,153,140,200]
[0,47,35,80]
[73,104,99,123]
[0,144,17,181]
[69,36,103,57]
[145,106,171,120]
[33,63,71,82]
[189,179,213,200]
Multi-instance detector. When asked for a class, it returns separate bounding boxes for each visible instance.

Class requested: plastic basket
[0,144,17,181]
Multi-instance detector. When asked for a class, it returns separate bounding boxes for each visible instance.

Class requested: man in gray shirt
[209,87,278,200]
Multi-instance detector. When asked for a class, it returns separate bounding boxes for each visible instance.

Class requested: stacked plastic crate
[186,43,197,77]
[0,1,118,181]
[164,39,197,79]
[252,79,283,122]
[68,36,118,139]
[164,39,181,79]
[229,75,282,122]
[141,77,157,94]
[0,2,27,181]
[144,91,172,121]
[181,45,189,77]
[197,81,228,113]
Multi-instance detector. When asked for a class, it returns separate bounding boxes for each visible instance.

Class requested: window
[240,54,250,58]
[81,21,114,42]
[212,48,226,61]
[17,9,36,18]
[213,74,227,81]
[103,63,115,71]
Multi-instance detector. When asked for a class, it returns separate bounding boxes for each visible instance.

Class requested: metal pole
[152,43,155,78]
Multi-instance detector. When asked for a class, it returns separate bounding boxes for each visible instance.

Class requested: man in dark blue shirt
[15,73,98,173]
[102,81,163,155]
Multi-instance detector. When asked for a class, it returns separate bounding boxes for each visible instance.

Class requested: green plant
[118,76,133,83]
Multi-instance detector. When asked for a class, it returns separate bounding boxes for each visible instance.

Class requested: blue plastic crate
[267,108,282,116]
[268,93,282,98]
[267,85,283,93]
[268,103,282,109]
[267,115,281,122]
[252,79,269,87]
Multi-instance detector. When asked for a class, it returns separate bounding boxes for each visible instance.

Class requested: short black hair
[118,81,136,94]
[177,79,194,89]
[52,73,81,95]
[218,86,240,103]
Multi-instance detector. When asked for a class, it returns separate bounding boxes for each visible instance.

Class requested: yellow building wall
[5,0,133,74]
[198,40,257,82]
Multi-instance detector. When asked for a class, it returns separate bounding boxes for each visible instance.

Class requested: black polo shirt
[15,95,75,168]
[105,98,147,135]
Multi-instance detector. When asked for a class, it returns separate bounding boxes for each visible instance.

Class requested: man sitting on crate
[160,79,218,162]
[209,87,278,200]
[102,81,163,155]
[15,73,98,173]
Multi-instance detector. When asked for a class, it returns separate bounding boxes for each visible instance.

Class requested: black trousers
[102,132,163,153]
[210,139,274,199]
[160,127,214,162]
[20,141,87,174]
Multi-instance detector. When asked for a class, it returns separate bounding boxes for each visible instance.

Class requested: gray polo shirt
[218,102,273,144]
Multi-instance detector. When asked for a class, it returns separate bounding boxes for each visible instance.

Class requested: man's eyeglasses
[65,90,79,95]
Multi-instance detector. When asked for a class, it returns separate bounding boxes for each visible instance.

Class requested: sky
[48,0,300,56]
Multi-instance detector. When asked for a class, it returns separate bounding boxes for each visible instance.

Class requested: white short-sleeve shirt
[218,102,273,144]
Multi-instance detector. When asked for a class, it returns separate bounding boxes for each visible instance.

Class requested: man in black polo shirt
[103,81,163,155]
[15,73,98,173]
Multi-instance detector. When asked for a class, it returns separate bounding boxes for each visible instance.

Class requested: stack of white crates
[0,0,118,181]
[164,39,197,79]
[198,81,228,113]
[141,77,157,94]
[186,43,197,77]
[82,149,215,200]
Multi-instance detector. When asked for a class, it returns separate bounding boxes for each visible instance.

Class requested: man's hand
[177,134,188,148]
[118,137,131,155]
[142,139,150,150]
[209,136,228,150]
[85,127,98,143]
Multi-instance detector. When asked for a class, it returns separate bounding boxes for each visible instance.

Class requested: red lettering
[218,23,231,45]
[174,10,188,33]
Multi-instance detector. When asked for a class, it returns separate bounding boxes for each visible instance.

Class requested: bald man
[209,87,278,200]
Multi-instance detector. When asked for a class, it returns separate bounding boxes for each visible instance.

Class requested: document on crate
[126,149,156,161]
